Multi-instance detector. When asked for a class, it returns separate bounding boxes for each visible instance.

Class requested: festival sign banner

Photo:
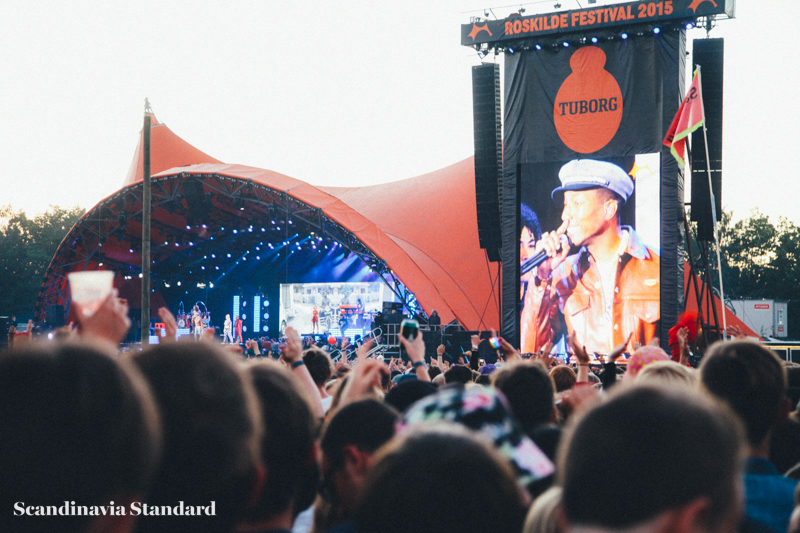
[461,0,735,46]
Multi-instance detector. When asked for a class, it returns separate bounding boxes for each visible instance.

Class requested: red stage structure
[36,114,500,331]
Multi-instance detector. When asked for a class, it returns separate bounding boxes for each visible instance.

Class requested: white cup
[68,271,115,316]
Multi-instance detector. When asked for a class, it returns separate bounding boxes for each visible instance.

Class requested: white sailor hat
[550,159,634,204]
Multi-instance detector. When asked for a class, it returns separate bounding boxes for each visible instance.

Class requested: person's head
[243,362,318,525]
[700,339,789,449]
[384,379,438,413]
[520,203,543,263]
[226,314,230,320]
[132,341,262,533]
[444,364,474,385]
[549,365,576,393]
[0,342,161,533]
[552,159,632,248]
[626,344,671,380]
[559,384,744,533]
[354,425,527,533]
[303,347,333,389]
[493,362,556,435]
[523,486,563,533]
[319,399,399,521]
[635,360,697,387]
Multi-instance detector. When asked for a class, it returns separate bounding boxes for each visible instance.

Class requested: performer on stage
[311,305,319,334]
[223,314,234,344]
[234,315,243,344]
[192,306,203,340]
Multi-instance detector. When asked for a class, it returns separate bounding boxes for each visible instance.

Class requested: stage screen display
[503,30,684,352]
[519,153,661,355]
[279,281,395,337]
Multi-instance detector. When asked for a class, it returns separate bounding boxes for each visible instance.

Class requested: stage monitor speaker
[183,179,210,225]
[472,63,502,262]
[691,38,723,241]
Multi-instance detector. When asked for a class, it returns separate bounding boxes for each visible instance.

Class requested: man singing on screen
[521,159,660,355]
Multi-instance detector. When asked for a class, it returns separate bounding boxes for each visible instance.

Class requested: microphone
[521,235,572,276]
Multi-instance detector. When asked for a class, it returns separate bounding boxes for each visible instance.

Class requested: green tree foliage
[0,205,85,320]
[695,209,800,338]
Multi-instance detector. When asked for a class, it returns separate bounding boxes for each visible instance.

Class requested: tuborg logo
[468,23,492,41]
[688,0,718,14]
[554,46,623,154]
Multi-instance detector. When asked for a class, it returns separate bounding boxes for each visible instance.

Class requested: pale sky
[1,1,796,225]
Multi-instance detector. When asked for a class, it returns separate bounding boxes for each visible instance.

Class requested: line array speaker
[473,63,502,262]
[691,38,724,241]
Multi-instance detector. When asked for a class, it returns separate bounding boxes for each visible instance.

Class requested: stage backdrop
[500,29,685,351]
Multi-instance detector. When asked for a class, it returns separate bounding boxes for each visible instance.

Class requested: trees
[698,209,800,339]
[0,205,85,320]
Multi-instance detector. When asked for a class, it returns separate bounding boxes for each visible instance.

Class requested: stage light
[271,220,275,225]
[129,249,133,253]
[98,262,104,266]
[216,266,219,270]
[263,326,269,332]
[276,226,281,231]
[254,296,260,332]
[202,224,207,228]
[221,227,225,231]
[177,281,181,286]
[175,243,179,247]
[209,283,214,288]
[233,296,240,320]
[227,253,231,258]
[201,266,205,270]
[621,32,628,39]
[591,36,598,43]
[685,22,694,30]
[288,220,293,225]
[139,273,143,278]
[189,242,194,246]
[164,282,170,288]
[653,27,661,34]
[233,229,238,234]
[248,227,253,232]
[256,256,260,260]
[211,254,216,258]
[186,225,191,230]
[164,241,168,245]
[261,228,265,232]
[563,41,570,47]
[507,47,515,54]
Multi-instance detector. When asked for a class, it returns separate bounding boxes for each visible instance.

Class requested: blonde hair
[635,360,696,387]
[523,486,563,533]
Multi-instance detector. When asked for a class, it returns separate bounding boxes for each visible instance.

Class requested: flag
[663,68,705,169]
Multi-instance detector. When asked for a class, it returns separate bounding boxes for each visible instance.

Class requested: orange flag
[663,68,705,170]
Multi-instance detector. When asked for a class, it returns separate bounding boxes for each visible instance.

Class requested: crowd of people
[4,289,800,533]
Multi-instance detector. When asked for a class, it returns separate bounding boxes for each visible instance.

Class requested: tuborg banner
[496,25,686,351]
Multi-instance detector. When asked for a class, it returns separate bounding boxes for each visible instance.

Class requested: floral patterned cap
[399,385,555,486]
[626,345,670,378]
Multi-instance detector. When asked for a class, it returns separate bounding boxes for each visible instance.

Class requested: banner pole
[697,66,728,340]
[141,100,152,346]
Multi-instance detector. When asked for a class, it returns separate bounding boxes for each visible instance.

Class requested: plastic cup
[68,271,115,316]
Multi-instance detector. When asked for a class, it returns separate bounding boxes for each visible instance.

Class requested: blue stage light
[227,253,231,258]
[653,27,661,34]
[254,296,260,332]
[563,41,569,47]
[212,254,216,258]
[233,229,238,234]
[535,44,542,50]
[685,22,694,30]
[507,47,515,54]
[591,36,598,43]
[621,32,628,39]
